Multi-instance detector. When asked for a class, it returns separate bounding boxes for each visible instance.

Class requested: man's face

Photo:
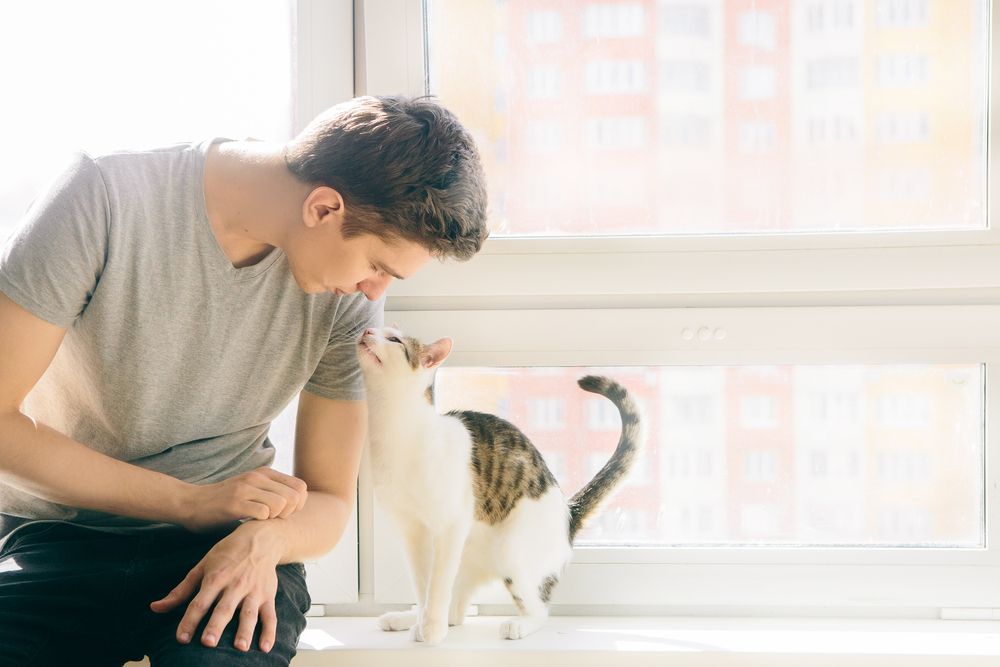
[285,227,432,301]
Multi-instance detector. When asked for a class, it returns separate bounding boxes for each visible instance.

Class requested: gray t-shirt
[0,139,382,528]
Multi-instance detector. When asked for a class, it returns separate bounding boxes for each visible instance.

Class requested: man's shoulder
[91,139,205,177]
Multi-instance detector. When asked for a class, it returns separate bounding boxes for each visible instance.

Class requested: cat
[357,325,641,644]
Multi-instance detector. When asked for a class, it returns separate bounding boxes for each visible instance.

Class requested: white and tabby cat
[357,326,641,644]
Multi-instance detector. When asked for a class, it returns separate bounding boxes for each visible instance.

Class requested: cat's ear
[421,338,453,369]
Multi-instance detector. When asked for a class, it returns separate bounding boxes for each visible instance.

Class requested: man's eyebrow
[377,262,405,280]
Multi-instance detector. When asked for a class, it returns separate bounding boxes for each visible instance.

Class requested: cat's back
[447,410,562,526]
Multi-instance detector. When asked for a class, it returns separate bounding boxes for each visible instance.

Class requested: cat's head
[357,326,453,393]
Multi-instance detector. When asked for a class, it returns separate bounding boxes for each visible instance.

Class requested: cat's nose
[364,328,376,336]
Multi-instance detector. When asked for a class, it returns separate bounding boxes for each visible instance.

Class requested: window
[660,60,710,93]
[584,117,647,150]
[526,64,562,98]
[805,0,856,32]
[738,121,777,153]
[527,9,563,43]
[525,120,565,153]
[370,0,997,614]
[876,53,930,87]
[738,66,777,100]
[876,0,929,28]
[660,114,712,147]
[660,3,711,38]
[582,3,645,39]
[806,57,859,90]
[584,60,648,95]
[738,10,776,51]
[586,396,622,430]
[874,111,930,144]
[807,115,859,145]
[529,397,567,430]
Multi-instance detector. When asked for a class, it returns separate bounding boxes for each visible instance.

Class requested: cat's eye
[387,336,402,344]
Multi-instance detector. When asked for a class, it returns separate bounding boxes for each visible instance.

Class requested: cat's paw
[378,610,417,632]
[499,618,525,640]
[411,616,448,645]
[500,616,545,640]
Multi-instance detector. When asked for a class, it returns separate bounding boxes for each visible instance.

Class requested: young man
[0,95,488,665]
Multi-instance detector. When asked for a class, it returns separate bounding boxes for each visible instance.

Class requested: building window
[738,10,776,51]
[526,9,563,43]
[738,65,777,100]
[876,54,930,87]
[585,60,647,95]
[585,116,647,150]
[660,60,710,93]
[526,63,561,98]
[806,57,860,90]
[582,3,645,39]
[876,0,930,28]
[660,3,710,38]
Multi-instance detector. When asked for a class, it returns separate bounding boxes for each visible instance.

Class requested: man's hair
[284,95,489,261]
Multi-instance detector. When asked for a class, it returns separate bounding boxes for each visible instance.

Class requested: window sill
[292,616,1000,666]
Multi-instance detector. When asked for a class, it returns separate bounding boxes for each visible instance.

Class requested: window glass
[426,0,987,237]
[435,364,985,547]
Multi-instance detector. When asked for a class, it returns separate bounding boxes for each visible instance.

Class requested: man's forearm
[239,489,355,564]
[0,410,191,523]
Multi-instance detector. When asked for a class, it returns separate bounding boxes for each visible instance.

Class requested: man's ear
[421,338,453,369]
[302,186,346,229]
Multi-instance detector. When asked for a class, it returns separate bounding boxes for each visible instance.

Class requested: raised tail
[568,375,642,541]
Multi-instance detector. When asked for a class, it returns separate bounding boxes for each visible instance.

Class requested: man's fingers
[234,600,261,652]
[242,488,290,520]
[234,469,307,519]
[258,469,309,512]
[255,480,303,518]
[255,468,308,511]
[256,467,308,494]
[200,590,243,648]
[239,499,272,521]
[176,587,221,645]
[150,564,202,613]
[258,599,278,653]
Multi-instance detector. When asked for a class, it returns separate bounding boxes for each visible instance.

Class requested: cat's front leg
[379,523,431,633]
[412,521,469,645]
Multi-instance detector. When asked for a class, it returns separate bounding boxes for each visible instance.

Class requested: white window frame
[348,0,1000,615]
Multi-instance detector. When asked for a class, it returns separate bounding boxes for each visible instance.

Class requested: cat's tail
[568,375,642,541]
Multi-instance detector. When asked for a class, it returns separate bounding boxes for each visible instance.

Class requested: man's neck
[203,140,306,268]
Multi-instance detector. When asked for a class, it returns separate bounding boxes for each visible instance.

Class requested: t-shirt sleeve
[304,293,385,401]
[0,153,110,327]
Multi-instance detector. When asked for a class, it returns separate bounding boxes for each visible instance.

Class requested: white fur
[359,327,575,644]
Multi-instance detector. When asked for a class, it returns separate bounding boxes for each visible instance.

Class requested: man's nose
[359,274,393,301]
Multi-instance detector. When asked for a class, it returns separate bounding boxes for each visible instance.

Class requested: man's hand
[149,521,285,653]
[179,467,308,533]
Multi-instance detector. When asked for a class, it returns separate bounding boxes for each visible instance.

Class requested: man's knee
[146,563,310,666]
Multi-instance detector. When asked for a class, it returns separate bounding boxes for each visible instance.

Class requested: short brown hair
[284,95,489,261]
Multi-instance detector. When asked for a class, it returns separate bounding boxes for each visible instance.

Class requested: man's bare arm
[0,291,306,530]
[152,389,367,652]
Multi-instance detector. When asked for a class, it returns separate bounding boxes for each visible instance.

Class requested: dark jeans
[0,518,311,666]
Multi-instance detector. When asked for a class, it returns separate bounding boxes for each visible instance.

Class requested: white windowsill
[292,616,1000,666]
